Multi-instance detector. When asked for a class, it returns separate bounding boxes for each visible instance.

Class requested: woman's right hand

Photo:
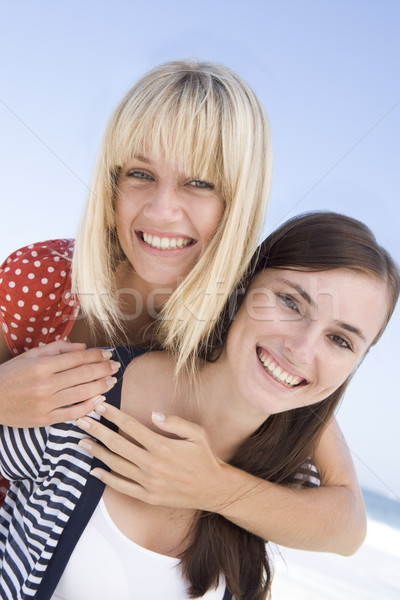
[0,337,120,427]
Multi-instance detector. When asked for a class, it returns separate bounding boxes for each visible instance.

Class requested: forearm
[213,463,366,555]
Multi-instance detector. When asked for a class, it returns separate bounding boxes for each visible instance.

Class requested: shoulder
[0,239,74,287]
[0,239,77,355]
[1,238,74,271]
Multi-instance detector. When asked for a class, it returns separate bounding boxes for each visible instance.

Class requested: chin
[137,269,185,289]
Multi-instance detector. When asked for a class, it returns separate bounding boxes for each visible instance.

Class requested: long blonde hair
[72,60,271,372]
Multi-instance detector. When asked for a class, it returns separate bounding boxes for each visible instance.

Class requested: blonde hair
[72,60,272,372]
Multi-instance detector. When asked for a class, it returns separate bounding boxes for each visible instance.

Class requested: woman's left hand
[76,402,229,511]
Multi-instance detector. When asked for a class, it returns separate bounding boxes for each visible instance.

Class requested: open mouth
[257,348,307,388]
[138,231,195,250]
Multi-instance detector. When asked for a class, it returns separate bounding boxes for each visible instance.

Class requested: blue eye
[278,293,300,313]
[126,170,152,180]
[188,180,214,189]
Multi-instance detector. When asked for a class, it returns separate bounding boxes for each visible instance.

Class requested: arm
[0,239,120,426]
[0,330,119,426]
[209,418,366,555]
[77,404,366,555]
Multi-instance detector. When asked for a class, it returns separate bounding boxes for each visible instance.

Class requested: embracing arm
[77,404,366,556]
[211,418,366,554]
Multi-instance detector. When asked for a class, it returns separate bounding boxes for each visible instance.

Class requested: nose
[143,184,182,223]
[283,323,319,365]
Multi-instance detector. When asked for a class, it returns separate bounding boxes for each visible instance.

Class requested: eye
[329,334,353,351]
[126,169,153,181]
[277,293,300,313]
[187,179,215,189]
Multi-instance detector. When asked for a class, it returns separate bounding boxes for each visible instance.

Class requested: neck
[114,261,177,345]
[193,359,269,460]
[116,260,178,312]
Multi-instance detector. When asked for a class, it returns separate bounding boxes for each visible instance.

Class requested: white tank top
[52,498,226,600]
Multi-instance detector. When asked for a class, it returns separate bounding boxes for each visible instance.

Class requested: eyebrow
[277,278,367,342]
[133,154,150,163]
[335,321,367,342]
[278,278,314,307]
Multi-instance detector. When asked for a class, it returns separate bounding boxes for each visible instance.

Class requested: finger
[78,438,144,481]
[90,468,149,502]
[76,414,151,461]
[44,347,116,374]
[46,395,107,424]
[151,412,206,442]
[50,376,118,409]
[24,340,87,358]
[52,359,120,391]
[93,403,160,450]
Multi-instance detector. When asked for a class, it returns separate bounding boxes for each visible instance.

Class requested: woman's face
[115,152,224,288]
[224,267,389,421]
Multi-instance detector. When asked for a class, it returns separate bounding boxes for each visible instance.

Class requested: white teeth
[257,350,303,388]
[142,233,192,250]
[272,365,282,378]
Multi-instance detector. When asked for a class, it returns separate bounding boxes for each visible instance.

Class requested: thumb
[151,412,204,442]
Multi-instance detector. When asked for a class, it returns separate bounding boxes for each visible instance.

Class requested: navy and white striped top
[0,347,146,600]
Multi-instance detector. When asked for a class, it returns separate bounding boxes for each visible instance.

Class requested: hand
[0,341,120,426]
[76,402,228,512]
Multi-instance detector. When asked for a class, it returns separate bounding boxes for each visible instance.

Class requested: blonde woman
[0,62,362,555]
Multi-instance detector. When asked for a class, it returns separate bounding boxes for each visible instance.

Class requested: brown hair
[180,211,400,599]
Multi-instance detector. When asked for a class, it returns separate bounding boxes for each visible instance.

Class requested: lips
[257,347,307,388]
[138,231,195,250]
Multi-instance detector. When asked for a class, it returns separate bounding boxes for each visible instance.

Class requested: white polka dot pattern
[0,239,79,355]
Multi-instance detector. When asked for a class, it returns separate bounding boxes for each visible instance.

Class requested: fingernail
[95,402,106,414]
[94,395,106,407]
[90,468,103,480]
[152,411,166,422]
[106,376,117,387]
[110,361,121,372]
[76,417,91,430]
[79,439,93,451]
[102,350,112,359]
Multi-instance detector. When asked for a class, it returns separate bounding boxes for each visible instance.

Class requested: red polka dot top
[0,239,80,356]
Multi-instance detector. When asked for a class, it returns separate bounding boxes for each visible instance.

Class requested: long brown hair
[181,212,400,599]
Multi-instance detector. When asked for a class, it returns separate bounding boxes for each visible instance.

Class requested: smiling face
[115,152,224,289]
[224,267,389,422]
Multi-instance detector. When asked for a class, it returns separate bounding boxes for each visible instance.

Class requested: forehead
[246,267,389,344]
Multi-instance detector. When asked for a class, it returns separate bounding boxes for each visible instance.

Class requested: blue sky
[1,1,399,498]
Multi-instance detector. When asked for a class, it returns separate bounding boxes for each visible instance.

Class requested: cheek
[115,195,137,231]
[198,200,224,240]
[226,310,250,354]
[322,358,356,391]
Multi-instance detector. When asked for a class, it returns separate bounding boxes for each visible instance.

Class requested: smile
[140,232,195,250]
[257,348,306,388]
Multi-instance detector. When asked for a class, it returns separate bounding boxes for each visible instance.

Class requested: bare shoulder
[314,418,356,486]
[124,350,174,382]
[121,350,176,420]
